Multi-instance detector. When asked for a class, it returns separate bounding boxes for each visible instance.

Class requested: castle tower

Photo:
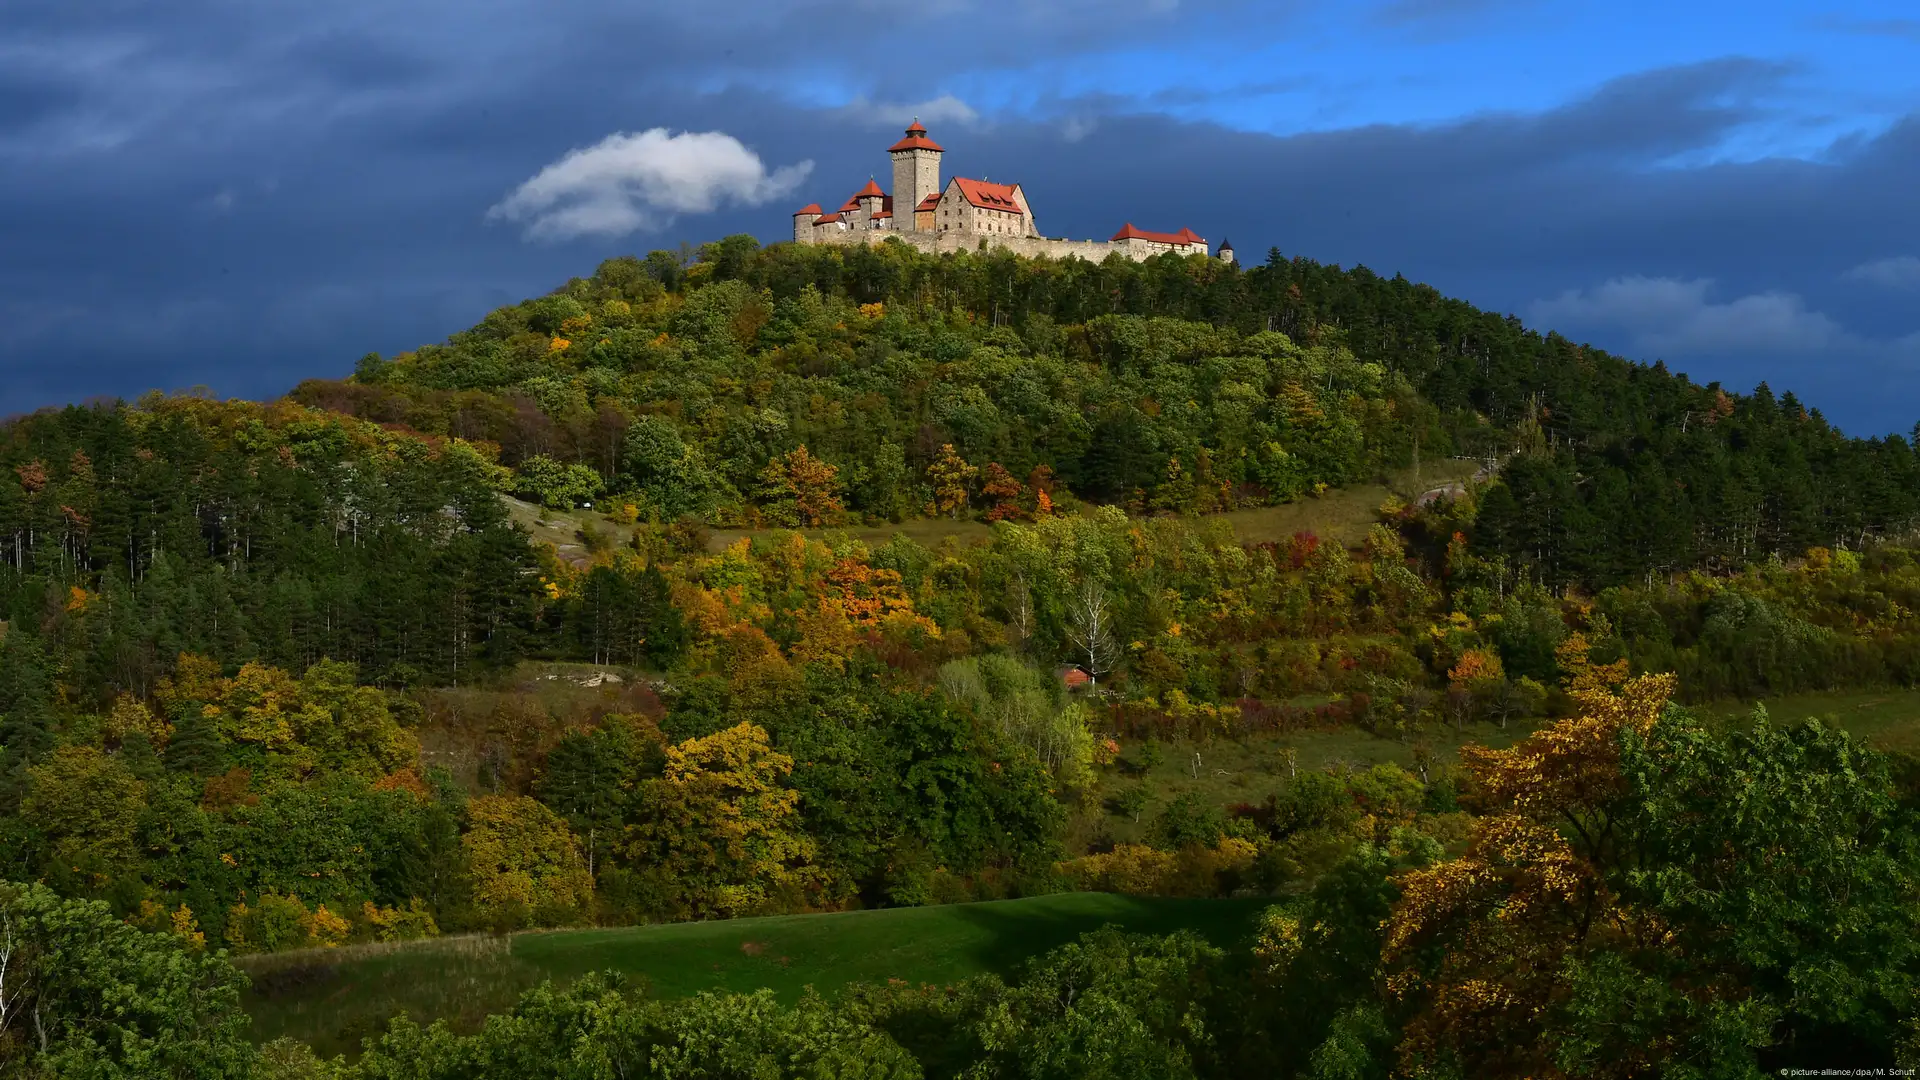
[888,119,943,235]
[793,204,822,243]
[1217,237,1235,264]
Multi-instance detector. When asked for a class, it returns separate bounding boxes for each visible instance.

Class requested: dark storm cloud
[0,1,1915,436]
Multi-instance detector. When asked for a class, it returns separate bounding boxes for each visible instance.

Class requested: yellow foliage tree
[632,722,816,917]
[927,444,978,519]
[462,794,594,927]
[105,694,172,748]
[1382,673,1678,1077]
[1555,632,1629,695]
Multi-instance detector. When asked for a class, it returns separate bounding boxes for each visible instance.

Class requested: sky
[2,0,1918,433]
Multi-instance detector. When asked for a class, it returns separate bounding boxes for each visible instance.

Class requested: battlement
[792,121,1223,264]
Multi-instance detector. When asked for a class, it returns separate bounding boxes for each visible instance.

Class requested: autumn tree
[980,462,1027,522]
[757,445,844,527]
[629,722,816,918]
[1383,673,1920,1076]
[461,794,594,928]
[927,444,978,519]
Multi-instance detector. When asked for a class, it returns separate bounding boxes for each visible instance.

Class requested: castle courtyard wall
[795,228,1186,264]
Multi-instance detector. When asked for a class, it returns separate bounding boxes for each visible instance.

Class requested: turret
[888,119,943,235]
[1217,237,1235,264]
[792,203,822,243]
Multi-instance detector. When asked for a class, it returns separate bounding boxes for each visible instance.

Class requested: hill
[291,236,1920,589]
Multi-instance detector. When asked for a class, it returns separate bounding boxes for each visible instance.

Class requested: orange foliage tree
[980,462,1027,522]
[757,445,844,527]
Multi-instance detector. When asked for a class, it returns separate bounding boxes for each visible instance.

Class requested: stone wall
[793,228,1180,264]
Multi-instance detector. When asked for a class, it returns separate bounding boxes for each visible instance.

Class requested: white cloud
[1845,255,1920,291]
[838,94,979,129]
[488,129,812,241]
[1527,276,1848,355]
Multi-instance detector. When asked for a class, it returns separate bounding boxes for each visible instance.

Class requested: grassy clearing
[1081,716,1538,848]
[1697,687,1920,754]
[240,893,1267,1059]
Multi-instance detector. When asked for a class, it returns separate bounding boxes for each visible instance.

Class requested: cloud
[1845,256,1920,290]
[488,129,813,241]
[1528,277,1848,355]
[839,94,979,129]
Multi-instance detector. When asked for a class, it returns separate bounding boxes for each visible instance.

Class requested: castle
[792,121,1233,265]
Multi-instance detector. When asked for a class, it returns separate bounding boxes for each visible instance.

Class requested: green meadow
[241,892,1268,1059]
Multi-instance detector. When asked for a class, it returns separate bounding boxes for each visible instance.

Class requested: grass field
[1698,687,1920,754]
[240,893,1268,1058]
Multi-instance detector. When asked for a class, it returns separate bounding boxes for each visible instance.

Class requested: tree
[535,721,645,879]
[757,445,844,527]
[927,444,979,519]
[1382,674,1920,1075]
[630,723,816,918]
[515,454,604,510]
[623,415,718,520]
[1064,581,1119,689]
[461,795,593,928]
[0,881,257,1077]
[981,463,1027,522]
[966,928,1222,1080]
[21,747,147,884]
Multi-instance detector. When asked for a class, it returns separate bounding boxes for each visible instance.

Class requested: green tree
[0,881,257,1078]
[515,454,605,510]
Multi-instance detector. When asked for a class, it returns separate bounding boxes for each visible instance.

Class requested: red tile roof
[815,212,843,223]
[951,177,1024,213]
[916,193,941,211]
[1110,223,1206,246]
[794,203,823,216]
[873,211,892,219]
[889,121,945,153]
[855,177,885,199]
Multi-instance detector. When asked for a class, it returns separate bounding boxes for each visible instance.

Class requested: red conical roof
[794,203,823,216]
[889,120,944,153]
[854,177,885,199]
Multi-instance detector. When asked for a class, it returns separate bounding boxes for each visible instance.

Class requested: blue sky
[2,0,1918,432]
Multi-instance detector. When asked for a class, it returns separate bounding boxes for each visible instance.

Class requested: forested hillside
[3,237,1918,1077]
[295,236,1920,585]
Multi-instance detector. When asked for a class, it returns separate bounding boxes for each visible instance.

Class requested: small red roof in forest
[793,203,823,216]
[1110,223,1206,246]
[951,177,1023,212]
[889,120,945,153]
